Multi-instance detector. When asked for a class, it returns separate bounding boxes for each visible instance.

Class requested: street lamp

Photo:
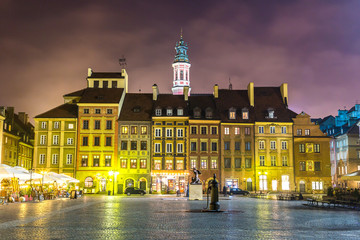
[40,171,48,192]
[108,171,119,195]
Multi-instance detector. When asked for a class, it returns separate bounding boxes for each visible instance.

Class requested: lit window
[242,109,249,119]
[130,159,137,168]
[93,156,100,167]
[259,141,265,150]
[281,141,288,150]
[66,154,73,165]
[229,108,236,119]
[191,159,197,169]
[201,159,207,169]
[154,160,161,170]
[165,160,173,170]
[305,129,310,136]
[141,126,147,134]
[211,159,217,169]
[282,175,290,191]
[121,159,127,168]
[140,159,147,169]
[95,109,101,114]
[297,129,302,135]
[235,127,240,135]
[41,122,47,129]
[224,127,230,135]
[54,121,60,129]
[68,123,74,129]
[105,155,111,167]
[166,109,173,116]
[177,108,183,116]
[121,126,128,134]
[312,181,323,190]
[268,109,275,118]
[131,126,137,134]
[81,155,88,167]
[176,160,184,170]
[155,108,162,116]
[84,177,93,188]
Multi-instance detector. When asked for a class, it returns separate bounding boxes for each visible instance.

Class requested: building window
[121,126,128,134]
[211,127,217,135]
[312,181,323,190]
[235,127,240,135]
[166,128,173,137]
[93,156,100,167]
[39,154,45,164]
[177,160,184,170]
[68,123,74,129]
[305,129,310,136]
[177,108,183,116]
[268,109,275,118]
[94,137,100,146]
[244,127,251,135]
[67,138,73,145]
[315,162,321,171]
[94,120,100,130]
[82,156,88,167]
[94,81,99,88]
[40,135,46,145]
[259,156,265,166]
[177,129,184,137]
[154,128,161,137]
[300,161,306,171]
[270,141,276,150]
[201,126,207,135]
[282,175,290,191]
[297,129,302,135]
[245,158,251,168]
[107,109,113,114]
[194,108,201,118]
[211,159,217,169]
[130,159,137,169]
[281,126,287,134]
[191,159,197,169]
[258,126,264,134]
[84,108,89,114]
[52,154,58,165]
[201,142,207,152]
[259,141,265,150]
[121,141,127,150]
[205,108,213,118]
[154,160,161,170]
[53,135,59,145]
[82,136,88,146]
[83,120,89,129]
[106,120,112,130]
[165,160,173,170]
[66,154,73,165]
[282,156,288,166]
[141,141,147,150]
[121,159,127,168]
[105,155,111,167]
[211,142,217,152]
[155,108,162,116]
[54,121,60,129]
[268,156,275,167]
[105,137,112,146]
[166,109,173,116]
[84,177,94,188]
[229,108,236,119]
[224,127,230,135]
[191,126,197,135]
[224,158,231,168]
[235,158,241,168]
[141,126,147,135]
[131,126,137,135]
[224,141,230,150]
[270,126,275,134]
[245,142,251,151]
[299,144,305,153]
[235,142,240,151]
[95,109,101,114]
[177,143,183,153]
[191,142,197,152]
[41,122,47,129]
[140,159,147,169]
[131,141,137,150]
[154,143,161,153]
[281,141,288,150]
[166,143,172,153]
[112,81,117,88]
[314,144,320,153]
[201,159,207,169]
[242,109,249,119]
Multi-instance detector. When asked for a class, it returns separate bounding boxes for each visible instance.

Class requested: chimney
[6,107,14,119]
[184,86,189,101]
[152,84,159,101]
[87,68,92,77]
[18,112,28,124]
[280,83,288,107]
[213,84,219,98]
[247,82,254,107]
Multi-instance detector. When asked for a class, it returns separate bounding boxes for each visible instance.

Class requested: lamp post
[108,171,119,195]
[40,171,47,192]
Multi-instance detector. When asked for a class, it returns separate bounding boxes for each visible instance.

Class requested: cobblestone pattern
[0,196,359,240]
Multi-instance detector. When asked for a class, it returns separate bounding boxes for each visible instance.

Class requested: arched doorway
[84,177,94,188]
[125,178,134,188]
[139,178,147,191]
[246,178,252,191]
[299,180,306,193]
[100,178,106,192]
[259,175,267,191]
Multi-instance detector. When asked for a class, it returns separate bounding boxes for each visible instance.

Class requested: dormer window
[166,108,173,116]
[229,107,236,120]
[155,108,162,116]
[267,108,275,119]
[205,108,213,119]
[194,107,201,118]
[242,108,249,119]
[177,108,183,116]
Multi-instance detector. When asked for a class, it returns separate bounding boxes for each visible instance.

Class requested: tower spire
[172,33,191,95]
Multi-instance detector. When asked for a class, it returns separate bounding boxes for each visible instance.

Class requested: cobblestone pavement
[0,195,359,240]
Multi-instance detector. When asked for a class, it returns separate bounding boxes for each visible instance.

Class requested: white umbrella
[0,164,29,180]
[12,166,43,180]
[58,173,80,183]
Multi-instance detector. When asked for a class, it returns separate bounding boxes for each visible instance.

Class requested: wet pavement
[0,195,359,239]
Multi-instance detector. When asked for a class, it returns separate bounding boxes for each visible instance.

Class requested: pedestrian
[223,185,227,197]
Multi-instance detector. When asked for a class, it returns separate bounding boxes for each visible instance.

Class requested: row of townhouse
[0,107,34,170]
[32,67,331,194]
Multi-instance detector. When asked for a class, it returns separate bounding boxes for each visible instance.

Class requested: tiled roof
[188,94,220,120]
[88,72,124,78]
[78,88,124,103]
[119,94,153,121]
[63,89,86,97]
[35,103,78,118]
[153,94,189,116]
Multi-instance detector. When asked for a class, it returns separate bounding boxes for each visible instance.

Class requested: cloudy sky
[1,0,360,121]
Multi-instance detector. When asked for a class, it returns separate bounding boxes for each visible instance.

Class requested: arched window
[193,107,201,118]
[126,178,134,188]
[259,175,267,191]
[180,70,184,80]
[84,177,94,188]
[205,108,213,119]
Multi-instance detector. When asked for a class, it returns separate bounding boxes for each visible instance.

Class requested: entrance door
[259,175,268,191]
[246,179,252,191]
[272,180,278,191]
[299,181,305,193]
[100,178,106,192]
[140,180,146,191]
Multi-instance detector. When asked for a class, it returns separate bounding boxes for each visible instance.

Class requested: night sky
[1,0,360,122]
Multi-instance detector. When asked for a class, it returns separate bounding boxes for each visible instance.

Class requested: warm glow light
[108,170,114,176]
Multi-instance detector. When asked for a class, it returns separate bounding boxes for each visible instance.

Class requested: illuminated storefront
[151,171,189,193]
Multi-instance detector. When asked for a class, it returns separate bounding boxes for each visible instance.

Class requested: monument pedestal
[189,184,203,200]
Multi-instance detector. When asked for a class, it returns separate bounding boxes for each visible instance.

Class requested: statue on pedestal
[191,168,201,184]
